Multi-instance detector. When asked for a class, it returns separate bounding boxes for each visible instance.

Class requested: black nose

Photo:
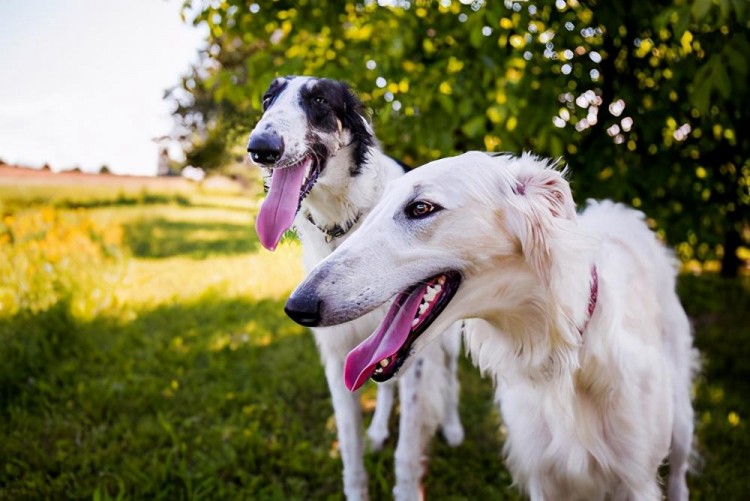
[284,294,322,327]
[247,131,284,165]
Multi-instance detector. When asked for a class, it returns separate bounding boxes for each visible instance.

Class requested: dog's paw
[367,425,389,451]
[393,482,423,501]
[441,422,465,447]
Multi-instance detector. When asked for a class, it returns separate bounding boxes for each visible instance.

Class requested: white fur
[250,77,464,500]
[292,152,698,500]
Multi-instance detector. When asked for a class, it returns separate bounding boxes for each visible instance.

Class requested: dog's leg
[366,381,394,451]
[393,357,428,501]
[612,480,662,501]
[667,354,695,501]
[325,359,369,501]
[663,299,696,501]
[439,321,465,446]
[393,340,450,501]
[667,409,693,501]
[667,354,697,500]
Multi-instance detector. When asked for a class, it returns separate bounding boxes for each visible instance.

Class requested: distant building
[157,147,170,176]
[181,165,205,182]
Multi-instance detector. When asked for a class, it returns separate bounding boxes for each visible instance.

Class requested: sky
[0,0,207,176]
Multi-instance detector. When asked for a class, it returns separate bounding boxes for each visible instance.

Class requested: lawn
[0,174,748,500]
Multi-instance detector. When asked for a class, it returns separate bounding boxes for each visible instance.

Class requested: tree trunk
[721,225,741,278]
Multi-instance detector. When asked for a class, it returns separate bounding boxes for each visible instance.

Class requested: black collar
[304,209,362,243]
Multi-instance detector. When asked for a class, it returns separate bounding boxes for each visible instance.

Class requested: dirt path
[0,165,191,190]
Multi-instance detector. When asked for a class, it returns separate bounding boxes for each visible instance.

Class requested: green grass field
[0,175,748,500]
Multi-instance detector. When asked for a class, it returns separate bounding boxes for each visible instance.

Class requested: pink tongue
[256,158,311,250]
[344,285,427,391]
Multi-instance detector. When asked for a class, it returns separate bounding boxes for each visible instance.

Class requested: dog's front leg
[439,322,465,446]
[366,381,394,451]
[393,357,430,501]
[393,357,429,501]
[325,359,369,501]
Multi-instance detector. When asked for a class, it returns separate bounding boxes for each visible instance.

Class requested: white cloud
[0,0,206,175]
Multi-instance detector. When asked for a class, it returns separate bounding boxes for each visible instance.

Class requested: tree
[171,0,749,276]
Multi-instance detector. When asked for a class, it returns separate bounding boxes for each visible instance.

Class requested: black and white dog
[247,76,464,500]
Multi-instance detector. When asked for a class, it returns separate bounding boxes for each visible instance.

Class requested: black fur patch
[390,156,412,173]
[262,77,291,111]
[298,79,374,176]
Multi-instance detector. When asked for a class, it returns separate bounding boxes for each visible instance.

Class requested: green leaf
[461,116,486,139]
[690,55,720,112]
[718,0,732,21]
[437,94,455,113]
[730,0,748,21]
[691,0,713,21]
[714,63,731,99]
[549,135,565,158]
[470,25,484,49]
[674,6,692,37]
[724,35,750,79]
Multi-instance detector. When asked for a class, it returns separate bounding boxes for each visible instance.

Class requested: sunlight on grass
[116,244,303,307]
[0,181,192,209]
[1,177,748,499]
[0,207,122,319]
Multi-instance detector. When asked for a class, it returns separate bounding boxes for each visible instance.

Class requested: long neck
[466,264,580,385]
[301,144,402,232]
[464,227,599,387]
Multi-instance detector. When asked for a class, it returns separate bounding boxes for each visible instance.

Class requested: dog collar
[304,210,362,243]
[579,265,599,335]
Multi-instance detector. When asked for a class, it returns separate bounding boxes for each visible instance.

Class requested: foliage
[0,182,748,498]
[0,207,122,318]
[172,0,750,276]
[55,192,191,210]
[677,274,750,497]
[0,207,122,408]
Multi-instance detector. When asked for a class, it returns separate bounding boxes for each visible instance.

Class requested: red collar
[579,265,599,335]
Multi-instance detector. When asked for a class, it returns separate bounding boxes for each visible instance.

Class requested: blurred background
[1,0,748,499]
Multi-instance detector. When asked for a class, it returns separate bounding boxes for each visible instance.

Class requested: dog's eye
[313,96,328,105]
[262,95,272,109]
[405,201,441,219]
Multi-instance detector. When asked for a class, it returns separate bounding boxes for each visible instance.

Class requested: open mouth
[256,153,323,251]
[262,153,322,204]
[343,271,462,391]
[297,154,322,204]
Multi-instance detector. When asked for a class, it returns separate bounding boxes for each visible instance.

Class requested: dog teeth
[411,318,419,327]
[437,276,446,285]
[374,366,383,375]
[418,302,429,315]
[423,283,442,304]
[379,359,390,368]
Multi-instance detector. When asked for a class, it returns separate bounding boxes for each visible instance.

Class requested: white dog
[285,152,698,500]
[247,76,464,500]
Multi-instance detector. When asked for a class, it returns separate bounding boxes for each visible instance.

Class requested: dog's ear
[510,162,578,285]
[337,82,374,175]
[338,83,370,136]
[513,164,576,221]
[508,158,597,349]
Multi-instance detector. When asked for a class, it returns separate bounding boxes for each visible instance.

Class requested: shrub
[0,207,123,403]
[0,207,122,317]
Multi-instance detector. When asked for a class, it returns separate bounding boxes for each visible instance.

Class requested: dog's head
[285,152,596,390]
[248,76,374,250]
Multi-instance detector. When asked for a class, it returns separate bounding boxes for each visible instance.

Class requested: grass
[0,179,748,499]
